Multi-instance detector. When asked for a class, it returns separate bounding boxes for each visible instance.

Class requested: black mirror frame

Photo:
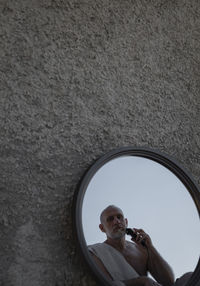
[73,147,200,286]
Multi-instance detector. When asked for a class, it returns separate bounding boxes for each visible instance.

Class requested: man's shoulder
[125,240,148,256]
[124,240,135,247]
[88,242,103,247]
[88,242,106,250]
[88,242,110,257]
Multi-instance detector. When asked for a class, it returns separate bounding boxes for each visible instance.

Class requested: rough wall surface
[0,0,199,285]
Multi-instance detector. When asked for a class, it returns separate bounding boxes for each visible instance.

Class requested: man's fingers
[133,228,145,233]
[132,232,145,243]
[133,229,146,240]
[130,229,150,246]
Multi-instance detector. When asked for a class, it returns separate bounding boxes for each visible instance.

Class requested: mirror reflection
[82,156,200,285]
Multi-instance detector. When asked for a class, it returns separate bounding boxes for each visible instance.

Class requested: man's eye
[107,216,114,222]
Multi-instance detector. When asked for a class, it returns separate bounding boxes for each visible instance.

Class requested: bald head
[99,205,127,239]
[100,205,124,224]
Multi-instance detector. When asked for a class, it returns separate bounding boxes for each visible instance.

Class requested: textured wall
[0,0,200,285]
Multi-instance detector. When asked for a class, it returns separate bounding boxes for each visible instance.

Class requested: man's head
[99,205,128,240]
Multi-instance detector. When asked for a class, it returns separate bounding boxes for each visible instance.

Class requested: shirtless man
[89,205,175,286]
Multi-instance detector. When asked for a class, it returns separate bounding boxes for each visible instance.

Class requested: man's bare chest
[121,242,148,276]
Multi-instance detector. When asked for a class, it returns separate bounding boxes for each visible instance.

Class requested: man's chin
[110,229,125,239]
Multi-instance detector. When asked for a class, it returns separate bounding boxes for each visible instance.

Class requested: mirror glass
[82,156,200,280]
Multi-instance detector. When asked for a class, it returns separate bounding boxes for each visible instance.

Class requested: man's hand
[130,228,174,286]
[131,228,153,248]
[130,229,175,286]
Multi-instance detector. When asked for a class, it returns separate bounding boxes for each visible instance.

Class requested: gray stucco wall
[0,0,199,285]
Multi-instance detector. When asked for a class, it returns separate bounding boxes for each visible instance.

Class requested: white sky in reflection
[82,156,200,279]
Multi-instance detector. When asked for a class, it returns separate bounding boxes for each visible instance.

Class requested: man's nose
[113,216,120,223]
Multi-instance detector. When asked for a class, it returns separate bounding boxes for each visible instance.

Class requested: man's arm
[146,246,174,286]
[132,228,175,286]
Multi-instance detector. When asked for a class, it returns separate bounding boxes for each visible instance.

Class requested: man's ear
[99,223,105,233]
[125,218,128,227]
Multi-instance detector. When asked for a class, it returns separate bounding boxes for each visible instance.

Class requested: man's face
[99,207,128,239]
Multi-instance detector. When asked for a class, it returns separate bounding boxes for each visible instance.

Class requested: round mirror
[73,147,200,286]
